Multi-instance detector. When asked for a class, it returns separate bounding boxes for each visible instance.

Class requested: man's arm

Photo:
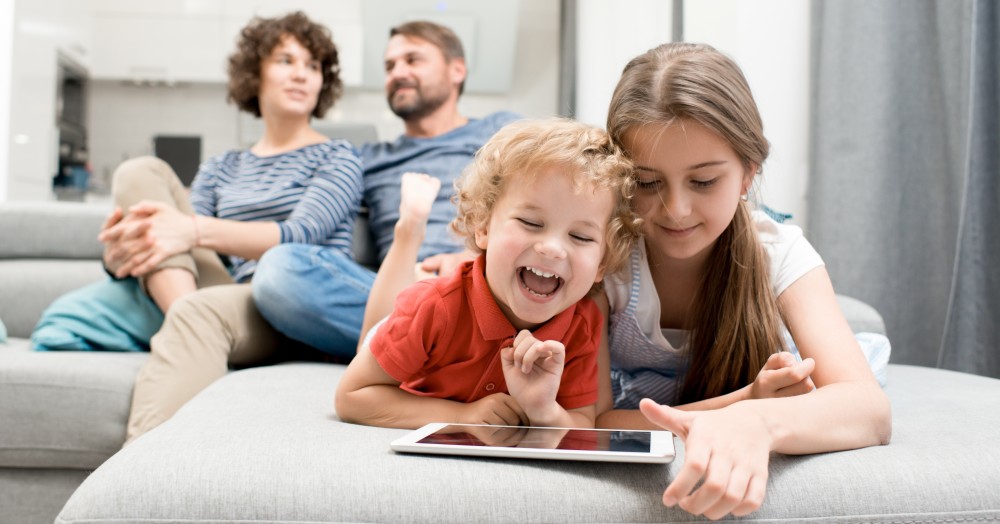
[419,250,477,278]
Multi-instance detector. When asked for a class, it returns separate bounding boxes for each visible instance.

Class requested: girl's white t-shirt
[605,210,825,351]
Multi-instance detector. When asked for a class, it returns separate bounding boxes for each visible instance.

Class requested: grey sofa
[2,201,999,524]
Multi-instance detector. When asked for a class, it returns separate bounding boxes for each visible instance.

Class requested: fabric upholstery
[0,468,91,524]
[57,363,1000,523]
[0,339,146,469]
[0,260,106,338]
[0,202,107,259]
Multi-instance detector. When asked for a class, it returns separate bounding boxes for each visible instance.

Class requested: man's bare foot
[399,172,441,226]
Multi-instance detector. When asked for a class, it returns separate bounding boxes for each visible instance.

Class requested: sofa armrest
[837,294,886,335]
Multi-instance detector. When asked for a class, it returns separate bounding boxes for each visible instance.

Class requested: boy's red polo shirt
[369,255,600,409]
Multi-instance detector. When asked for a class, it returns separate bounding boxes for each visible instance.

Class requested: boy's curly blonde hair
[451,118,642,276]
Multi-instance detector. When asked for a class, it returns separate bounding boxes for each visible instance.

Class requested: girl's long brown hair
[606,43,786,402]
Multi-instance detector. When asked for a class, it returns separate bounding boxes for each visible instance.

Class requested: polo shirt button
[485,383,496,391]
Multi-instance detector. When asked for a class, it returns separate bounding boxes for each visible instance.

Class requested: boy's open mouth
[518,266,563,297]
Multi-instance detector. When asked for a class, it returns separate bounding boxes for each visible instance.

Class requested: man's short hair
[390,20,466,95]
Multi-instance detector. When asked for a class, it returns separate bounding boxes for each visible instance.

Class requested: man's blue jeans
[252,244,375,359]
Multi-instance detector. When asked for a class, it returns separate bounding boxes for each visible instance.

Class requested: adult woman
[596,43,891,519]
[34,11,363,441]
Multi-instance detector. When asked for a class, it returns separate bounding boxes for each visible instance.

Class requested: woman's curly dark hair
[227,11,342,118]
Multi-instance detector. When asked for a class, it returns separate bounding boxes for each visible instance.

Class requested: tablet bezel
[390,423,675,464]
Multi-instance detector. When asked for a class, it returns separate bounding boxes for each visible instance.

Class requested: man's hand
[419,250,477,278]
[748,352,815,400]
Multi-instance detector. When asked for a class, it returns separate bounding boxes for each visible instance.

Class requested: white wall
[86,0,560,186]
[5,0,92,201]
[573,0,812,228]
[0,2,14,202]
[685,0,812,228]
[574,0,673,128]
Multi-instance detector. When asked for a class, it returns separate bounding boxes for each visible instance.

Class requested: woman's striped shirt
[189,139,363,283]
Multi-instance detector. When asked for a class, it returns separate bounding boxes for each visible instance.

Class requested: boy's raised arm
[501,332,596,428]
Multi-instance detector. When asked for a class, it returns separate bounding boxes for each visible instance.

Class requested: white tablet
[391,423,675,464]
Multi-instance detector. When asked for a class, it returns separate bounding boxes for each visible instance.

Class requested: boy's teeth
[527,267,556,278]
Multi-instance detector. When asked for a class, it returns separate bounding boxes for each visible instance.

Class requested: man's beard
[387,80,450,121]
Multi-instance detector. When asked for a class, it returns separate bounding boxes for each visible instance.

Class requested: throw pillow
[32,278,163,351]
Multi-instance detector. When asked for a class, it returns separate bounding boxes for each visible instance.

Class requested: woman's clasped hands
[98,201,199,278]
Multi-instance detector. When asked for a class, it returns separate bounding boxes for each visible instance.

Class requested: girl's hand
[639,398,772,520]
[461,393,527,427]
[500,330,565,421]
[749,352,816,400]
[115,201,199,277]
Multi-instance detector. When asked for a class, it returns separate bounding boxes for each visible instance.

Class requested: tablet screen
[417,425,653,453]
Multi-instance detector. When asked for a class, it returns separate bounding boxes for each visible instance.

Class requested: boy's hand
[748,352,815,400]
[501,330,565,422]
[462,424,529,446]
[461,393,527,427]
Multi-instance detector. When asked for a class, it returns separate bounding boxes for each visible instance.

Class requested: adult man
[252,21,518,357]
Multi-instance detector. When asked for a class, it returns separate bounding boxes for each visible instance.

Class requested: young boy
[335,118,640,429]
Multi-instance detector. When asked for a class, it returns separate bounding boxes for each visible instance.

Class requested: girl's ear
[742,164,759,195]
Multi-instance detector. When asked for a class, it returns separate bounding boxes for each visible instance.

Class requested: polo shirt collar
[469,254,578,342]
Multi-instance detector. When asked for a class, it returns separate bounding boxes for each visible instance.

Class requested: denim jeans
[252,244,375,359]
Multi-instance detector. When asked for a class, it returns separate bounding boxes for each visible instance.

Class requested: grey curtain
[810,0,999,378]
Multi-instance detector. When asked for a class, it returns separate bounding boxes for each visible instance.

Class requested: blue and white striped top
[189,139,364,283]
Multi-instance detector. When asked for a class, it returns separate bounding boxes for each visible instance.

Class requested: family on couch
[32,11,891,520]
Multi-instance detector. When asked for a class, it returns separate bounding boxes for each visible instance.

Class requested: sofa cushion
[0,202,107,260]
[0,339,146,469]
[837,294,886,335]
[0,260,106,339]
[58,363,1000,523]
[33,278,163,352]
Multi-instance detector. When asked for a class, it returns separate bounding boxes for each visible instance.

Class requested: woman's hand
[639,398,773,520]
[99,201,197,277]
[749,352,815,400]
[98,207,153,277]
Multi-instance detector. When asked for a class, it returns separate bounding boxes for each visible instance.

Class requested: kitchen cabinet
[91,15,227,83]
[90,0,362,85]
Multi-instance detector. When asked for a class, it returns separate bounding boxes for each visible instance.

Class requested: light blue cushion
[32,278,162,352]
[0,317,6,343]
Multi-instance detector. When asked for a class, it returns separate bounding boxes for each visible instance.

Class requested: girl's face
[475,167,613,331]
[623,119,754,268]
[258,35,323,119]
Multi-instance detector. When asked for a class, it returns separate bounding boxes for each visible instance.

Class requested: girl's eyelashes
[636,179,660,190]
[691,177,719,189]
[570,234,595,243]
[516,218,541,228]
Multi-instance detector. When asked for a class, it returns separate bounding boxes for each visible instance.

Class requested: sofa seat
[56,363,1000,524]
[0,340,146,470]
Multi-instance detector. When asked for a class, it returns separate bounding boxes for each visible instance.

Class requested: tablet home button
[485,383,496,391]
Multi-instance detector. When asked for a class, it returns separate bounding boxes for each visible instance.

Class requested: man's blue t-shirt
[360,111,520,263]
